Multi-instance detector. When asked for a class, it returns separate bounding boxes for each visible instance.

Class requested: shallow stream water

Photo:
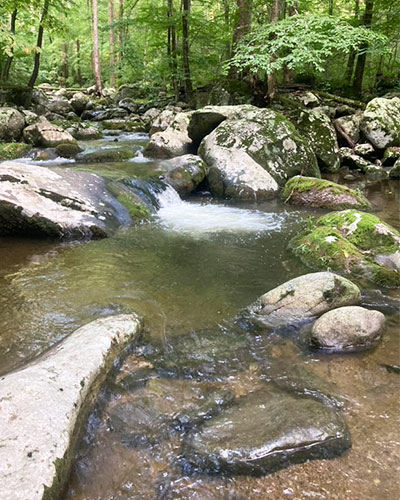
[0,133,399,499]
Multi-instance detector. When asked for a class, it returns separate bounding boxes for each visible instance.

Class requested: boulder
[334,112,363,144]
[76,146,135,163]
[360,97,400,149]
[47,99,73,116]
[0,107,25,142]
[282,176,370,210]
[0,161,132,239]
[149,109,176,135]
[292,108,340,172]
[159,154,207,197]
[71,125,103,141]
[70,92,90,115]
[198,108,320,197]
[255,272,361,320]
[353,143,375,158]
[23,117,76,147]
[55,142,83,159]
[382,146,400,165]
[0,314,142,500]
[183,388,351,475]
[290,210,400,287]
[389,158,400,179]
[117,97,138,113]
[21,110,39,126]
[101,118,144,132]
[142,107,162,127]
[145,112,193,159]
[310,306,385,351]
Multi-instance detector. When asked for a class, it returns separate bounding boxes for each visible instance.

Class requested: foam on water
[156,185,286,235]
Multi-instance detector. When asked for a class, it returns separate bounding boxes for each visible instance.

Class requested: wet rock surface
[158,154,207,197]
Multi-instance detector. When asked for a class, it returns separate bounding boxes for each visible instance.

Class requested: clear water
[1,134,399,500]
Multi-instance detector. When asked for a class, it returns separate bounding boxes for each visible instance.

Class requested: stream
[0,132,399,500]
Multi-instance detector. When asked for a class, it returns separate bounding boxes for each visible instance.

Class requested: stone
[21,110,40,126]
[55,142,83,159]
[389,159,400,179]
[70,92,90,115]
[282,176,370,210]
[334,112,363,144]
[71,125,103,141]
[0,314,142,500]
[360,97,400,149]
[101,118,144,132]
[159,154,207,197]
[310,306,385,351]
[382,146,400,165]
[255,272,361,320]
[354,143,375,158]
[142,107,162,128]
[149,109,176,135]
[47,99,73,116]
[76,146,135,163]
[292,107,340,172]
[23,117,76,147]
[0,143,31,161]
[0,107,25,142]
[0,161,131,239]
[199,107,320,193]
[145,112,193,159]
[118,98,138,114]
[290,210,400,287]
[183,388,351,475]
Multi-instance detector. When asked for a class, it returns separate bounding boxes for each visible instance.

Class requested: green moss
[317,210,400,254]
[116,193,151,220]
[0,142,31,161]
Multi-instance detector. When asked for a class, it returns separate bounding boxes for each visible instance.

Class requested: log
[315,91,365,109]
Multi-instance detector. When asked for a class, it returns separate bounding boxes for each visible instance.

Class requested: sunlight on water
[156,186,287,235]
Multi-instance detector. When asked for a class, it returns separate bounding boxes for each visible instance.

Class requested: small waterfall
[156,185,184,208]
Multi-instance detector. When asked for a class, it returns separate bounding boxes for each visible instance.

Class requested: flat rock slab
[0,314,142,500]
[183,388,351,475]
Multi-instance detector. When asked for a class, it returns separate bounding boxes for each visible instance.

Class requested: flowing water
[0,133,399,500]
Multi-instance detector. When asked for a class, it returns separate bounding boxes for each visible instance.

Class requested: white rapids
[155,185,287,235]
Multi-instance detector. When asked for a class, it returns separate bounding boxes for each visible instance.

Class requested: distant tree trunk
[283,1,298,84]
[28,0,50,88]
[223,0,231,59]
[109,0,116,87]
[118,0,124,63]
[230,0,252,78]
[2,9,18,81]
[267,0,282,100]
[92,0,103,95]
[61,43,69,86]
[352,0,374,97]
[328,0,334,16]
[76,39,83,85]
[345,0,360,83]
[182,0,195,104]
[167,0,179,100]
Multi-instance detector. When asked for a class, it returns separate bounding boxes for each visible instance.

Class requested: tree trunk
[229,0,252,78]
[223,0,231,59]
[328,0,334,16]
[167,0,179,100]
[76,39,83,85]
[352,0,374,97]
[118,0,124,63]
[28,0,50,88]
[109,0,116,87]
[267,0,282,100]
[92,0,103,95]
[345,0,360,83]
[182,0,194,104]
[283,1,298,84]
[62,43,69,86]
[2,9,18,81]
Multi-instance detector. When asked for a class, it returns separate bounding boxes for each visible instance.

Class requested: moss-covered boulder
[389,159,400,179]
[282,176,370,210]
[76,146,135,163]
[291,108,340,172]
[159,154,207,197]
[55,142,83,159]
[107,181,152,221]
[101,118,145,132]
[290,210,400,287]
[199,108,320,199]
[0,107,25,142]
[0,143,31,161]
[360,97,400,149]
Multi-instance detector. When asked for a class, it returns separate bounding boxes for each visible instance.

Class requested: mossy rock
[55,142,83,159]
[282,176,370,210]
[101,119,145,132]
[290,210,400,287]
[107,181,152,221]
[76,147,135,163]
[0,143,31,161]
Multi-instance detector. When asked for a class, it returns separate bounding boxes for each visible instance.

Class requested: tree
[1,8,18,81]
[182,0,194,103]
[267,0,283,99]
[345,0,360,83]
[28,0,50,88]
[92,0,102,95]
[352,0,374,96]
[109,0,116,87]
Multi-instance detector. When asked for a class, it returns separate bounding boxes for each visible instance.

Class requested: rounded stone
[310,306,385,351]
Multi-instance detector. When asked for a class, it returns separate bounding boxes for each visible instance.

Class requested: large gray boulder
[145,112,193,159]
[70,92,90,115]
[47,99,73,116]
[23,117,75,147]
[256,272,361,319]
[361,97,400,149]
[159,154,207,197]
[0,161,131,239]
[149,109,176,135]
[0,107,25,142]
[310,306,385,351]
[0,314,142,500]
[183,388,351,475]
[334,112,363,144]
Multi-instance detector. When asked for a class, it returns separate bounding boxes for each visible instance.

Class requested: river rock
[159,154,207,196]
[291,108,340,172]
[0,107,25,142]
[149,109,176,135]
[47,98,73,116]
[183,388,351,475]
[199,108,320,198]
[71,125,103,141]
[142,107,162,128]
[290,210,400,287]
[118,97,138,114]
[0,161,131,239]
[23,117,76,147]
[145,112,193,158]
[334,112,363,144]
[101,118,144,132]
[256,272,361,320]
[282,176,370,210]
[360,97,400,149]
[0,314,142,500]
[310,306,385,351]
[389,158,400,178]
[55,142,83,158]
[70,92,90,115]
[76,146,135,163]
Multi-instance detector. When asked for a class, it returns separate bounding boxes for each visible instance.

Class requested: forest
[0,0,399,103]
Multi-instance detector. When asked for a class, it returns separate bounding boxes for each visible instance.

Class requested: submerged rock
[0,314,142,500]
[183,388,351,475]
[255,272,361,320]
[0,161,131,239]
[360,97,400,149]
[159,154,207,197]
[76,146,135,163]
[0,107,25,142]
[290,210,400,287]
[282,176,370,210]
[310,306,385,351]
